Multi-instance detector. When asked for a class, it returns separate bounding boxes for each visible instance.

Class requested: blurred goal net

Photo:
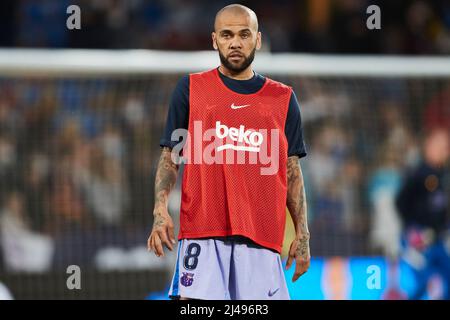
[0,50,449,299]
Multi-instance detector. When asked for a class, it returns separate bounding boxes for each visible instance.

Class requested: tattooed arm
[285,155,311,282]
[147,147,179,257]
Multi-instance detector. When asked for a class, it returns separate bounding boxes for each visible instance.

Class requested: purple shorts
[168,236,290,300]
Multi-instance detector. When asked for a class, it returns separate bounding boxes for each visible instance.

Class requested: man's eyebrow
[218,28,253,34]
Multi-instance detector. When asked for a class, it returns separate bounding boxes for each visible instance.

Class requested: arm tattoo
[153,147,179,219]
[286,156,310,257]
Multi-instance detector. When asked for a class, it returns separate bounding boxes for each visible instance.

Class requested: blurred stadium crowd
[293,77,449,258]
[0,77,171,272]
[0,0,449,54]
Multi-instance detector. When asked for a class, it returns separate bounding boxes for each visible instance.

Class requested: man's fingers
[285,241,298,270]
[292,268,305,282]
[304,260,311,271]
[150,235,156,254]
[293,264,301,282]
[285,255,294,270]
[159,229,173,251]
[149,234,156,252]
[292,272,303,282]
[168,225,176,244]
[292,260,310,282]
[154,235,164,257]
[147,235,153,251]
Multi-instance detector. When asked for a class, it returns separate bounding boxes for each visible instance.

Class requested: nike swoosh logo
[230,103,251,109]
[268,288,279,297]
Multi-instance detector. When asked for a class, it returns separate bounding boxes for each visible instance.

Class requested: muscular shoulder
[263,76,292,93]
[189,68,217,81]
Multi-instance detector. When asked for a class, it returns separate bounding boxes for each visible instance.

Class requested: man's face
[212,12,261,73]
[425,129,450,166]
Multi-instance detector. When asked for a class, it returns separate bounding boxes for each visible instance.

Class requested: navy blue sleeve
[285,91,307,158]
[159,75,190,149]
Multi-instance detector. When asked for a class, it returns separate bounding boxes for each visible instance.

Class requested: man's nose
[229,38,242,49]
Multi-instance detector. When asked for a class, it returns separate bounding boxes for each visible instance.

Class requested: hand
[147,207,176,257]
[285,236,311,282]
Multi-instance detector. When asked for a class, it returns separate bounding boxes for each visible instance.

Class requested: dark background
[0,0,449,54]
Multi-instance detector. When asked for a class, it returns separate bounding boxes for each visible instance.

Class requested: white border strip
[0,49,449,77]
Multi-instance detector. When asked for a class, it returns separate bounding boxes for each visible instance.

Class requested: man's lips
[229,52,243,58]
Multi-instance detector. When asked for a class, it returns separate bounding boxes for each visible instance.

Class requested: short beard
[219,46,256,74]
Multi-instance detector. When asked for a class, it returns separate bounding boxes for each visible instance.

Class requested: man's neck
[218,65,254,80]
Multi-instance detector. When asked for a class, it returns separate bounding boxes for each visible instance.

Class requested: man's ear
[212,32,218,50]
[256,31,262,50]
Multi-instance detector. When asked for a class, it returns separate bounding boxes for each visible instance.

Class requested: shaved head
[212,4,261,78]
[214,4,258,32]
